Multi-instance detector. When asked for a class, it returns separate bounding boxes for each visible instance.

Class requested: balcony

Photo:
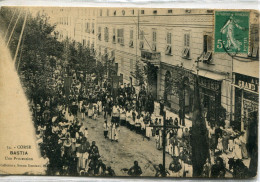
[141,50,161,66]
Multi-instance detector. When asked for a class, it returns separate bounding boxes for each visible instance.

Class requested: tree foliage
[0,7,99,103]
[131,59,146,86]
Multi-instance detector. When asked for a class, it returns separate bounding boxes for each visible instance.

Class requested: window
[139,41,144,49]
[92,23,95,34]
[104,27,109,42]
[122,10,125,15]
[184,33,190,47]
[82,39,86,47]
[182,33,190,59]
[153,10,157,15]
[117,28,124,45]
[85,22,89,33]
[139,30,144,49]
[203,35,212,52]
[167,32,171,44]
[152,31,157,42]
[111,50,115,57]
[98,27,101,41]
[131,9,134,15]
[112,28,116,43]
[100,9,102,16]
[200,34,213,63]
[129,30,134,47]
[168,9,172,14]
[141,10,145,14]
[130,30,134,40]
[166,32,172,55]
[114,10,116,16]
[140,30,144,40]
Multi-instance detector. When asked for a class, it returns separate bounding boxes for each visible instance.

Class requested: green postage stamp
[215,11,250,54]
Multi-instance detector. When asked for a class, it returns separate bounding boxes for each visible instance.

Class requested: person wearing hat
[128,161,142,177]
[104,166,115,176]
[168,156,182,177]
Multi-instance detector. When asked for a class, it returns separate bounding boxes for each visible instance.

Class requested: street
[81,114,173,177]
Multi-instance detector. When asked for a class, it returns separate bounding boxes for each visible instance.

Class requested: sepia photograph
[0,5,259,179]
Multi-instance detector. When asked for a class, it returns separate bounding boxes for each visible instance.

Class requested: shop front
[198,75,222,126]
[233,73,259,132]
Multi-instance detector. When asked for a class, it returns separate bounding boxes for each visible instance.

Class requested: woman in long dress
[239,132,248,159]
[234,137,242,159]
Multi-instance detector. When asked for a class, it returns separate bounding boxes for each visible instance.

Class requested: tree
[166,66,191,124]
[144,63,158,86]
[1,7,64,102]
[95,60,106,85]
[131,59,145,86]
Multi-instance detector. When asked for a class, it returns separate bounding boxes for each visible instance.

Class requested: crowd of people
[29,62,251,178]
[32,68,116,176]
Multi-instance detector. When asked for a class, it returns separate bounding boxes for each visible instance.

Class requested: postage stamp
[214,11,250,54]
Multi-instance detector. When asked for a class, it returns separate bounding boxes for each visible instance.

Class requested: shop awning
[198,70,226,81]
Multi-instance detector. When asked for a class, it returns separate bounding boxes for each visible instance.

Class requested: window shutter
[167,33,171,44]
[187,34,190,47]
[130,30,133,39]
[207,35,212,51]
[203,35,208,52]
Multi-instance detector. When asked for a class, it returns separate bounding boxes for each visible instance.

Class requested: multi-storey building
[96,8,139,87]
[42,7,97,51]
[43,7,258,131]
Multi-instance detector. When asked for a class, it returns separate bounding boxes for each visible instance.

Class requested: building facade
[43,7,259,129]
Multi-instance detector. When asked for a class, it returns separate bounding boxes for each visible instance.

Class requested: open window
[182,33,190,59]
[98,33,101,41]
[139,41,144,49]
[248,44,259,58]
[104,27,109,42]
[182,48,190,58]
[200,34,213,63]
[165,45,172,55]
[129,29,134,48]
[129,40,133,47]
[117,28,124,45]
[98,27,101,41]
[152,43,157,51]
[165,32,172,55]
[112,28,116,44]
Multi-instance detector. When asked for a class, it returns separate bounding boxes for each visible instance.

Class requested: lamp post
[153,100,179,176]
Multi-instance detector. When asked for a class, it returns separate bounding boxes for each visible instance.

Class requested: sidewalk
[165,109,192,128]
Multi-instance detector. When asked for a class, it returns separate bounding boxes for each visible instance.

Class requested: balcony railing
[141,50,161,66]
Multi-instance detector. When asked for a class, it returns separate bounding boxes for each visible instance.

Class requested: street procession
[0,6,258,179]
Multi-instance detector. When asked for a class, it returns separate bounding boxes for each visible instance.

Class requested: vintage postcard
[0,6,258,179]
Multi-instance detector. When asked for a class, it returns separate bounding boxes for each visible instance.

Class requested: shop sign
[235,73,259,93]
[199,77,220,91]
